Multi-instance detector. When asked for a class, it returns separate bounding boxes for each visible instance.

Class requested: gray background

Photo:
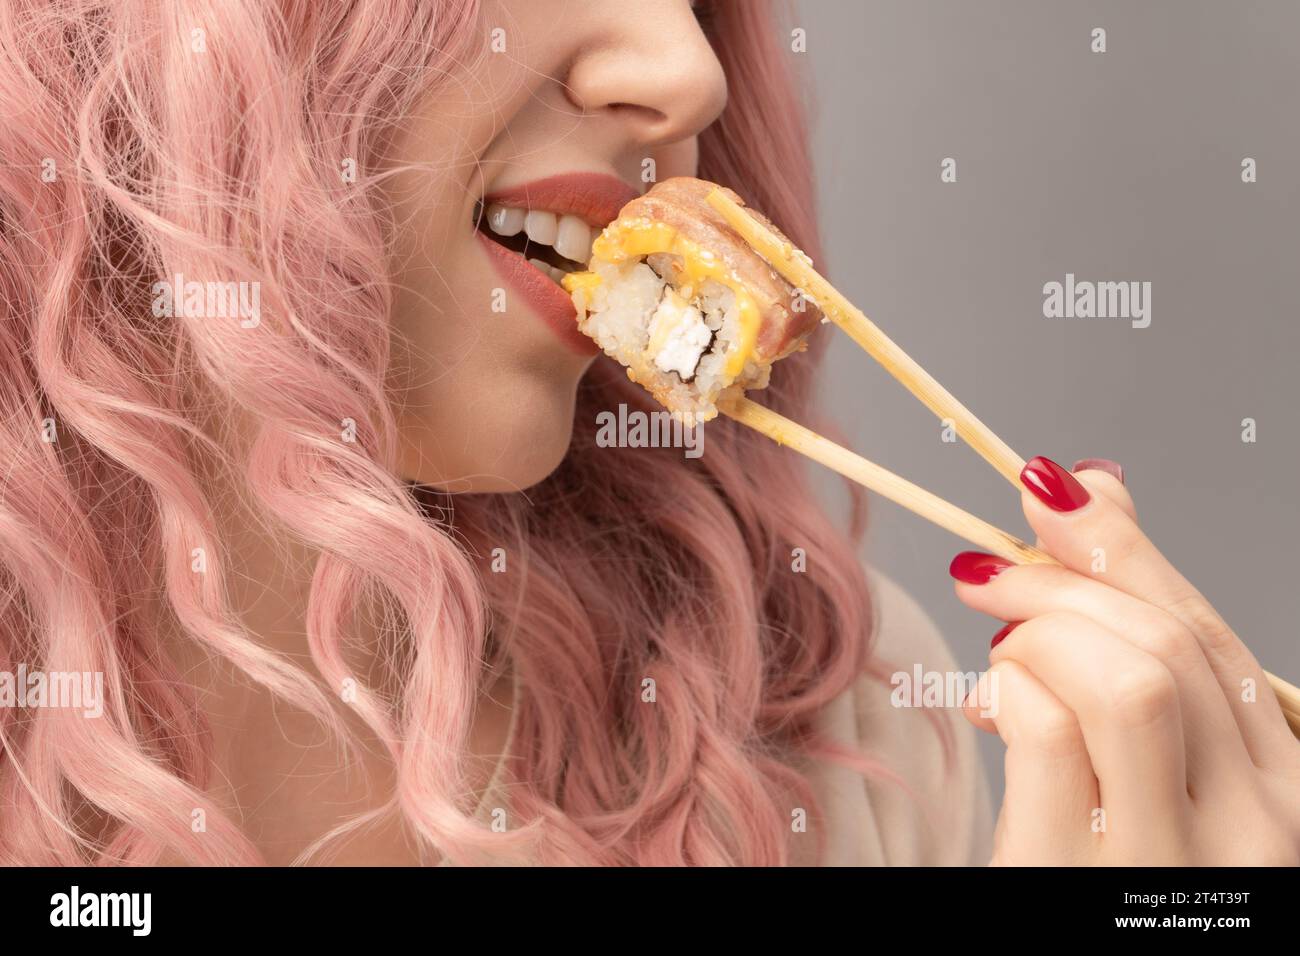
[794,0,1299,799]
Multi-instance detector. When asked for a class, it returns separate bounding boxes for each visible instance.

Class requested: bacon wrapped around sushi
[562,177,821,425]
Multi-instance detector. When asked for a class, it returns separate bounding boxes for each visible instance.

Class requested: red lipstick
[474,231,598,355]
[475,172,640,355]
[481,172,640,229]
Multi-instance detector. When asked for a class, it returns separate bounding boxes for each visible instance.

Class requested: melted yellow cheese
[567,218,761,378]
[560,271,602,293]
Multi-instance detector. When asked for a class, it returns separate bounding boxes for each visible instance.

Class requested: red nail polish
[1071,458,1125,485]
[949,551,1013,584]
[1020,456,1091,512]
[990,622,1020,649]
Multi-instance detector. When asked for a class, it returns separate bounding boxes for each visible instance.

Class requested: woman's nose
[563,1,728,149]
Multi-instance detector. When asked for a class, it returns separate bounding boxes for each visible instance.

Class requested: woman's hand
[950,456,1300,866]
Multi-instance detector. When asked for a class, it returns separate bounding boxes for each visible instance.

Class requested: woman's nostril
[607,102,670,126]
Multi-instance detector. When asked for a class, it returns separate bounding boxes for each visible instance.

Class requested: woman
[0,0,1294,866]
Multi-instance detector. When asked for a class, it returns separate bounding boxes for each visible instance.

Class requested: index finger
[1016,455,1294,763]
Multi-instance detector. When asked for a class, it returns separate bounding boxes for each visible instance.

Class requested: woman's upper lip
[480,172,641,229]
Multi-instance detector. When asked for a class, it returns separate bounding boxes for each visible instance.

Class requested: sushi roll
[562,177,822,425]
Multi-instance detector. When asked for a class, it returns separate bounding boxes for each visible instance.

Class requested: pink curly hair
[0,0,897,865]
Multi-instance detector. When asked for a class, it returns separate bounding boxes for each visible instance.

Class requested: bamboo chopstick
[1268,675,1300,737]
[712,188,1300,733]
[719,394,1054,566]
[708,188,1300,737]
[706,189,1027,488]
[718,399,1300,739]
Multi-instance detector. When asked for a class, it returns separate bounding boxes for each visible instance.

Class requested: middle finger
[952,556,1253,785]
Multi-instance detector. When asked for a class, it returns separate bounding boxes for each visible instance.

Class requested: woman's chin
[396,380,579,493]
[442,442,570,493]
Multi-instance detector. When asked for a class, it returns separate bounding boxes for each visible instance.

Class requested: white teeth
[487,203,525,237]
[523,209,557,246]
[483,203,592,278]
[527,257,569,286]
[554,214,592,264]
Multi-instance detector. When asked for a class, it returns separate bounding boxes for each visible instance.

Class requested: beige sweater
[464,569,996,866]
[791,569,995,865]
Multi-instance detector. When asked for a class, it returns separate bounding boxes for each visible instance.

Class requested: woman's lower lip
[474,232,598,356]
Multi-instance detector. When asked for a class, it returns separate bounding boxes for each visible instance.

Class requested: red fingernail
[1072,458,1125,485]
[949,551,1013,585]
[990,622,1021,649]
[1020,456,1091,512]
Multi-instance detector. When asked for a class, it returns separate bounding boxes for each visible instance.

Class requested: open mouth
[473,201,595,285]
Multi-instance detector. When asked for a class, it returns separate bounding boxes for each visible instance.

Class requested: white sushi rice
[572,253,760,424]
